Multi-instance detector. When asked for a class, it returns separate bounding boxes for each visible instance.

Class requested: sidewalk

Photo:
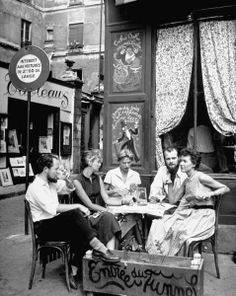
[0,183,26,200]
[1,195,236,296]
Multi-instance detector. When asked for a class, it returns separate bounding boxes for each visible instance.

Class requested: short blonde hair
[117,149,134,161]
[83,149,103,167]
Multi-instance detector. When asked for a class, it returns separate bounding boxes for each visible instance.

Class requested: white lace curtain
[200,20,236,136]
[155,24,194,168]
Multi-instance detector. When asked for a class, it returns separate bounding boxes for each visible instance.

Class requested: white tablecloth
[108,202,176,218]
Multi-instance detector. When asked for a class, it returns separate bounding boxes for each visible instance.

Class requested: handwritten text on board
[88,260,199,296]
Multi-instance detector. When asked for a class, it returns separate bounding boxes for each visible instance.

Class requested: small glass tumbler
[137,187,147,205]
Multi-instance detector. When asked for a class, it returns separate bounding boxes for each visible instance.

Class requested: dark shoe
[92,249,120,263]
[69,273,78,290]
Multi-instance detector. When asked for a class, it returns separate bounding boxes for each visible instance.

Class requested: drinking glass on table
[157,192,166,205]
[149,189,166,205]
[129,183,138,202]
[137,187,147,205]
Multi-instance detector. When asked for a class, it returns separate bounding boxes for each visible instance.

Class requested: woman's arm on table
[73,179,107,212]
[104,182,129,197]
[100,177,123,206]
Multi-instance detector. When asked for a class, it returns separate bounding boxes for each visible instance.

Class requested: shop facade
[0,61,75,185]
[103,0,236,232]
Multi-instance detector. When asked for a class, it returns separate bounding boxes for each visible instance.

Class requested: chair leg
[42,260,47,279]
[29,252,37,289]
[212,241,220,279]
[64,249,71,292]
[188,243,194,257]
[198,243,202,254]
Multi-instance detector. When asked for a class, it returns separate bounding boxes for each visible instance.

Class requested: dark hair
[36,154,58,173]
[163,145,179,155]
[117,149,134,162]
[179,148,201,169]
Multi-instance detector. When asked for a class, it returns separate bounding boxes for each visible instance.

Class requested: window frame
[68,22,84,49]
[46,28,54,41]
[21,19,31,46]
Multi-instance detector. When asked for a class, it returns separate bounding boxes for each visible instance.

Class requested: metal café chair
[184,194,224,278]
[24,199,71,291]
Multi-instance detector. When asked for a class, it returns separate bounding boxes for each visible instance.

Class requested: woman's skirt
[145,208,215,256]
[89,211,121,244]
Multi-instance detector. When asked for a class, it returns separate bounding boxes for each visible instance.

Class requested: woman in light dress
[104,149,143,250]
[146,148,229,256]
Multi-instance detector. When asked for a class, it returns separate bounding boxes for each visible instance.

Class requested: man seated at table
[104,148,143,250]
[149,146,187,204]
[26,154,120,290]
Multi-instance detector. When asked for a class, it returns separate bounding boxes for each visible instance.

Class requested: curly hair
[179,148,201,169]
[82,149,103,167]
[117,149,134,162]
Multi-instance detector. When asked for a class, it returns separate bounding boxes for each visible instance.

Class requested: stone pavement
[0,195,236,296]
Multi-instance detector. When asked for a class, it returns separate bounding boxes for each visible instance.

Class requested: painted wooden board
[83,250,204,296]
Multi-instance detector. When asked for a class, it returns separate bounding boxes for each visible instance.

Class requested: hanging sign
[8,45,50,91]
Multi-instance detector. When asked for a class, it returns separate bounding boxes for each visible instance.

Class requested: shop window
[8,99,60,176]
[160,53,236,175]
[21,19,31,47]
[68,23,84,49]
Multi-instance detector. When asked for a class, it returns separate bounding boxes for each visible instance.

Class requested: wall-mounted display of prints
[0,130,6,153]
[39,136,51,153]
[0,115,7,153]
[61,122,72,156]
[0,168,13,187]
[112,30,144,92]
[8,129,20,153]
[9,157,25,167]
[111,103,142,164]
[12,165,34,177]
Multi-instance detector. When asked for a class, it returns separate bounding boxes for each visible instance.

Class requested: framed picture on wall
[111,102,143,165]
[9,157,24,167]
[0,115,7,153]
[39,136,51,153]
[0,168,13,187]
[61,122,72,156]
[12,165,34,177]
[8,129,20,153]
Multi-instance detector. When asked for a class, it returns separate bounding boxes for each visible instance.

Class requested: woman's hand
[185,195,197,202]
[186,193,211,203]
[196,193,211,201]
[121,197,133,206]
[77,204,90,217]
[114,188,129,197]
